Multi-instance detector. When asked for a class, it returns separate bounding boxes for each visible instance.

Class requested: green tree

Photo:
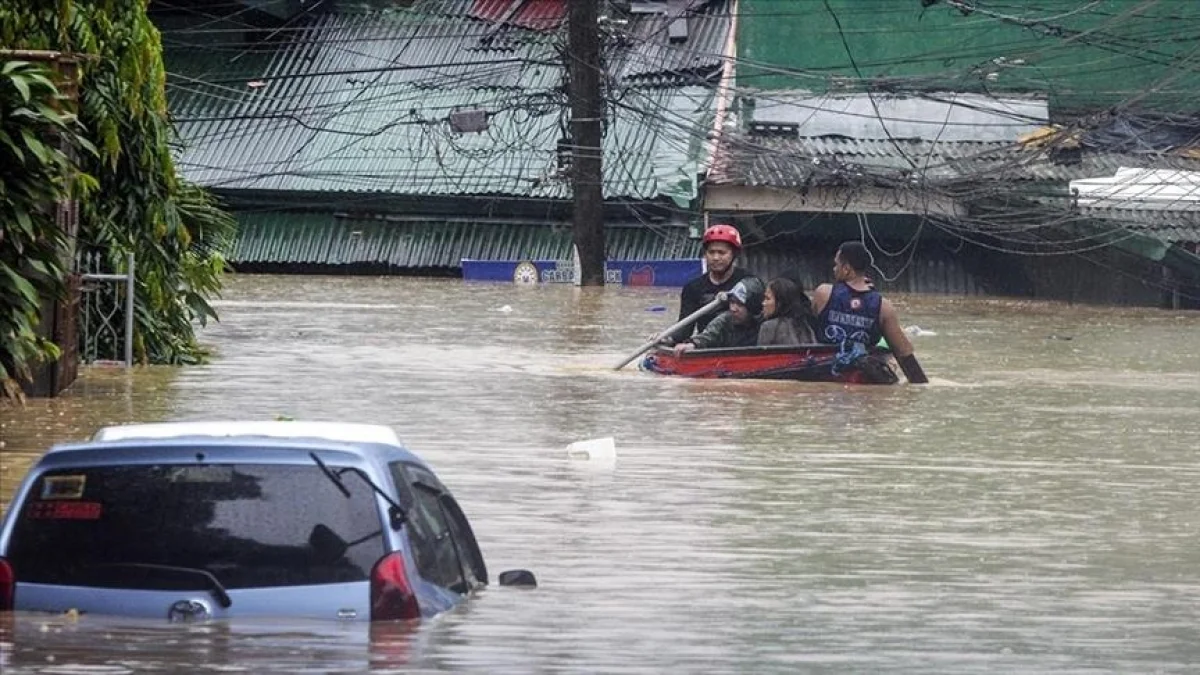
[0,60,94,400]
[0,0,235,375]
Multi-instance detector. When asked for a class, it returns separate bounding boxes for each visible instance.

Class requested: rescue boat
[638,344,899,384]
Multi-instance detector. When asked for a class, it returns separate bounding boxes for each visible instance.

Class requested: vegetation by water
[0,0,234,401]
[0,61,93,400]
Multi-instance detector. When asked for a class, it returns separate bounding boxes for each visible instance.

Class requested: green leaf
[32,102,68,125]
[13,209,34,236]
[5,137,24,163]
[20,129,50,164]
[10,72,30,102]
[25,72,56,92]
[75,135,98,156]
[2,60,29,75]
[27,259,52,277]
[0,266,40,306]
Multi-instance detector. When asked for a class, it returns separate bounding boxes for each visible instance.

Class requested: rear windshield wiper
[310,451,352,497]
[309,452,407,530]
[92,562,232,608]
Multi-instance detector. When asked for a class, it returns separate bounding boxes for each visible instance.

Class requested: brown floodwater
[2,274,1200,673]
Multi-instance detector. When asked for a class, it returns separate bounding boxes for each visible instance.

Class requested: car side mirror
[388,504,406,530]
[308,524,349,563]
[497,569,537,588]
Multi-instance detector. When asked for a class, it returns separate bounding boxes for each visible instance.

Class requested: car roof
[92,421,402,445]
[38,421,425,466]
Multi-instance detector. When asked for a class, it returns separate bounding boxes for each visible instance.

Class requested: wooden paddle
[612,293,727,370]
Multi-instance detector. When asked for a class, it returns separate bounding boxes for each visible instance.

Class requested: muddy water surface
[2,275,1200,673]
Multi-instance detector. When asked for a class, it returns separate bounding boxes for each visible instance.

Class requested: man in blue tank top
[812,241,929,384]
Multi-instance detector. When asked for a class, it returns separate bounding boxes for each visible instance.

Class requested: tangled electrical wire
[155,0,1200,288]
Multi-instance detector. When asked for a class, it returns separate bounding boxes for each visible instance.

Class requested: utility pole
[566,0,606,286]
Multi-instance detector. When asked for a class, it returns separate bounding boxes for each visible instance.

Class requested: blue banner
[461,259,702,287]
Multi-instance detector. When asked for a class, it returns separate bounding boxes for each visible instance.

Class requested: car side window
[439,494,488,588]
[400,466,466,592]
[386,462,415,514]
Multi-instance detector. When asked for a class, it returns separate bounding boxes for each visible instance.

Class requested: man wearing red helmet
[665,223,750,344]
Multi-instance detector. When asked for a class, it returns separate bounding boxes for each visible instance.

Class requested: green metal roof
[737,0,1200,113]
[229,211,700,268]
[164,2,723,206]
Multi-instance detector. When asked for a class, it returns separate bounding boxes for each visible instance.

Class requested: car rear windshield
[6,463,386,590]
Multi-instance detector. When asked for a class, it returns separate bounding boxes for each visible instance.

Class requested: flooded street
[3,274,1200,673]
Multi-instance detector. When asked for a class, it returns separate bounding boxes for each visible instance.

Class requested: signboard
[461,259,702,287]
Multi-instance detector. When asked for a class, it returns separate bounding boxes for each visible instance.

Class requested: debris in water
[566,437,616,466]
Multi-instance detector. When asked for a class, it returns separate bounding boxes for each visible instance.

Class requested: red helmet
[702,224,742,251]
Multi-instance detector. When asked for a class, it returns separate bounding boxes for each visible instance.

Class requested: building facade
[706,0,1200,306]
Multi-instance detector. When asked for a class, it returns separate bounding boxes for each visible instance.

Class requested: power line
[153,0,1200,268]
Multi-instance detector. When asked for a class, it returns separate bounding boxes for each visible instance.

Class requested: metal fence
[78,251,135,367]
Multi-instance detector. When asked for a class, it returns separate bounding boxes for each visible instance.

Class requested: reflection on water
[2,275,1200,673]
[0,612,423,673]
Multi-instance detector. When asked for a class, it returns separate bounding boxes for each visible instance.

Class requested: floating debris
[566,437,616,466]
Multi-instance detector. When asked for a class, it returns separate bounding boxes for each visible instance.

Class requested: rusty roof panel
[468,0,566,31]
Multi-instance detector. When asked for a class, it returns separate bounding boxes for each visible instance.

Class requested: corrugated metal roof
[166,3,725,203]
[745,91,1048,142]
[1077,206,1200,244]
[468,0,565,31]
[967,194,1200,246]
[615,3,731,82]
[176,81,711,201]
[228,212,701,267]
[707,133,1200,187]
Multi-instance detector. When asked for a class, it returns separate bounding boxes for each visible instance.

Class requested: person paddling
[812,241,929,384]
[673,277,766,355]
[664,224,748,345]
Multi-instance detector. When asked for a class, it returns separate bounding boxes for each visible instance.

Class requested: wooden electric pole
[566,0,606,286]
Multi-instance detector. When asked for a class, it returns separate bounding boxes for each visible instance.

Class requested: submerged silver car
[0,421,534,621]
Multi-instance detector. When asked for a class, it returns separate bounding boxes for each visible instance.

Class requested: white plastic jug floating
[566,437,616,464]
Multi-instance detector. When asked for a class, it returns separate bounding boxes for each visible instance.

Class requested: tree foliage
[0,0,235,376]
[0,60,93,400]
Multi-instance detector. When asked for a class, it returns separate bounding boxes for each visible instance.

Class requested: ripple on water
[3,277,1200,673]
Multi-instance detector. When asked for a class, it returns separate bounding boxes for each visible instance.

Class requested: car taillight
[0,558,13,611]
[370,553,419,621]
